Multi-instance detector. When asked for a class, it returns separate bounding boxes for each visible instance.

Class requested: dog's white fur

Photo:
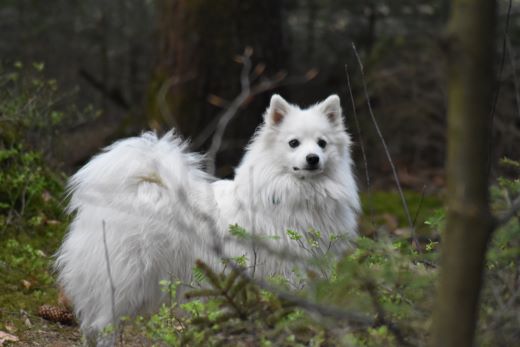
[55,94,360,345]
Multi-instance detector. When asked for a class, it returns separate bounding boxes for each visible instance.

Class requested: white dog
[55,94,360,345]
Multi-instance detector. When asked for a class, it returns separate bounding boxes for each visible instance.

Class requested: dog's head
[263,94,350,179]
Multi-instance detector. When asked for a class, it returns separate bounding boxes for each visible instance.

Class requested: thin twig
[78,68,130,110]
[258,277,372,326]
[488,0,513,171]
[351,42,418,250]
[365,280,412,347]
[412,185,427,228]
[194,49,316,170]
[205,48,254,175]
[345,64,374,226]
[156,74,196,129]
[102,221,117,343]
[489,0,513,120]
[191,71,314,151]
[505,34,520,120]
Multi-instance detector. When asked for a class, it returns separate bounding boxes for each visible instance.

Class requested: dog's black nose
[306,154,320,166]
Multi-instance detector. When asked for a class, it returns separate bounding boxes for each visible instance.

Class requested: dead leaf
[242,46,253,57]
[207,94,228,108]
[58,289,72,310]
[393,227,412,238]
[21,279,32,289]
[253,63,266,76]
[305,68,319,80]
[4,323,15,333]
[0,331,19,345]
[382,213,399,231]
[41,190,52,202]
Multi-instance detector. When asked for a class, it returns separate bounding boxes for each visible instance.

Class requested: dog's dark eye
[288,139,300,148]
[317,139,327,148]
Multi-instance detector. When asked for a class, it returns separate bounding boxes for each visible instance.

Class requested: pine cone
[37,304,76,326]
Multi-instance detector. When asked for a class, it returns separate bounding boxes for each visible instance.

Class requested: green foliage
[229,224,249,238]
[0,146,63,228]
[287,229,302,241]
[360,190,442,235]
[0,145,66,331]
[140,260,336,346]
[0,61,98,150]
[477,158,520,347]
[140,165,519,347]
[0,63,516,347]
[139,233,440,346]
[0,160,65,334]
[316,236,437,346]
[424,208,445,233]
[3,239,53,286]
[0,62,73,335]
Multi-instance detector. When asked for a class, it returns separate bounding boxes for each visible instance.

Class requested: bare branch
[505,34,520,120]
[78,68,130,110]
[205,49,254,175]
[488,0,513,172]
[192,49,316,172]
[191,69,307,151]
[253,275,373,327]
[412,185,427,228]
[345,64,374,226]
[156,74,196,129]
[489,0,513,121]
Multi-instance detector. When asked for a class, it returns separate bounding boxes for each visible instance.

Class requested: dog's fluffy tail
[55,131,214,343]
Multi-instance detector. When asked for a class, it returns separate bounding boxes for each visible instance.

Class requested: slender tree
[431,0,496,346]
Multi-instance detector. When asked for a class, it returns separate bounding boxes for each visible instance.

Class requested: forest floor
[0,184,443,346]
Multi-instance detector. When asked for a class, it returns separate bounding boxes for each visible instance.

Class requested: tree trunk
[431,1,496,346]
[148,0,287,142]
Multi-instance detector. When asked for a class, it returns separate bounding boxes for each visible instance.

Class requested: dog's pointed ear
[266,94,290,126]
[319,94,343,126]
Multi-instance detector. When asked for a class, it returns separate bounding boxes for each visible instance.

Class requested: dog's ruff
[55,94,360,345]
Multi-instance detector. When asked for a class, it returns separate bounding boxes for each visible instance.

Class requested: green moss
[0,146,67,333]
[360,190,443,235]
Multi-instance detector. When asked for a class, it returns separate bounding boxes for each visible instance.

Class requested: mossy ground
[360,190,442,236]
[0,215,74,344]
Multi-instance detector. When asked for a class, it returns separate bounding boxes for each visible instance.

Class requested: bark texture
[148,0,287,141]
[431,0,496,346]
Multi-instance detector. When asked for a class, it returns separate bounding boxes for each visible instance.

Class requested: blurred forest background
[1,0,517,179]
[1,1,519,346]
